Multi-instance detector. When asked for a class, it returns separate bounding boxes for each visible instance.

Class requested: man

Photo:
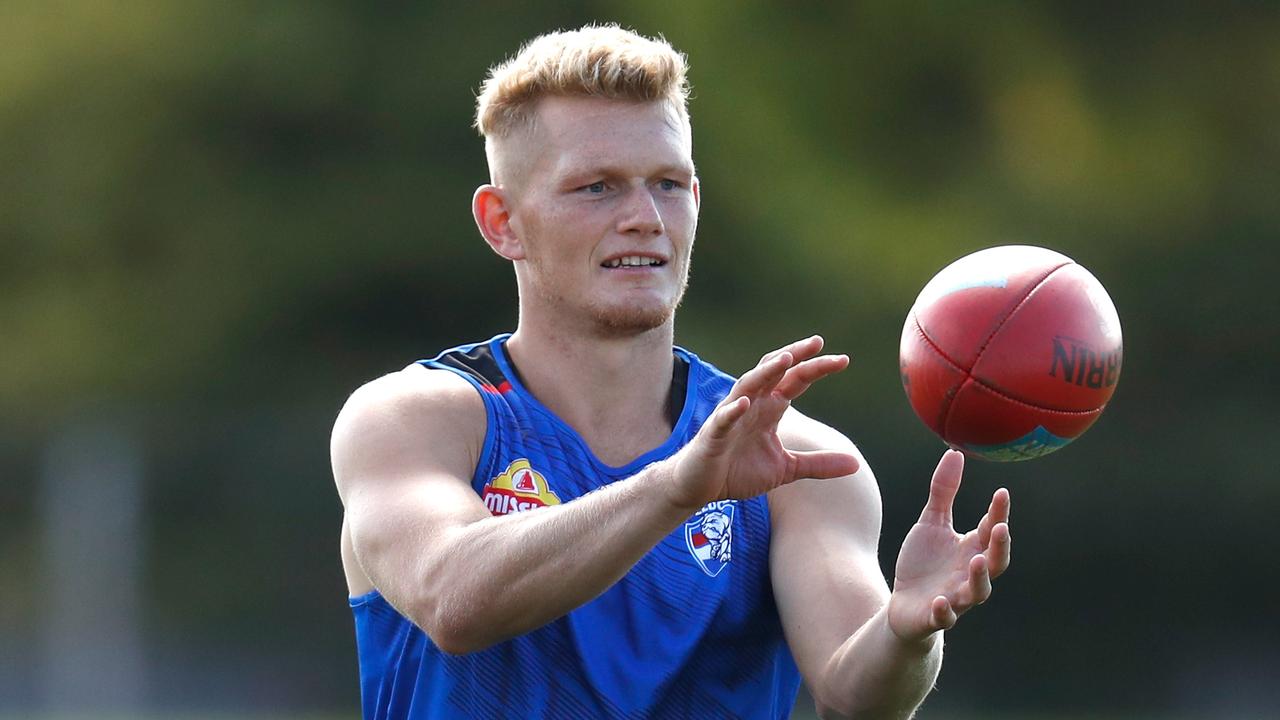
[331,24,1011,720]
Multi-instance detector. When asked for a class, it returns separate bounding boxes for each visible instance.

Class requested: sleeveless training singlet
[349,334,801,719]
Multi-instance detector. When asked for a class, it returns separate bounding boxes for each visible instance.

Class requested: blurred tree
[1,0,1277,714]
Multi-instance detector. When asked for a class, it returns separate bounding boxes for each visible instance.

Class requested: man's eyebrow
[566,163,695,179]
[653,164,696,178]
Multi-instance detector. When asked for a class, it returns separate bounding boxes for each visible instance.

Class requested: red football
[899,245,1122,461]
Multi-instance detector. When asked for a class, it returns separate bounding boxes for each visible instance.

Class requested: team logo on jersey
[482,459,562,516]
[685,500,736,577]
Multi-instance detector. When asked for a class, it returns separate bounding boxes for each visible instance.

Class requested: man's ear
[472,184,525,260]
[692,176,700,210]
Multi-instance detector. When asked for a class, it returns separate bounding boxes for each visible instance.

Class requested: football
[899,245,1122,461]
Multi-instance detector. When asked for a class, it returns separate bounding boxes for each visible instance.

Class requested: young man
[331,24,1011,720]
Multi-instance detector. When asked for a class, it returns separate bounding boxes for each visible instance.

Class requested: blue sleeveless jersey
[349,334,801,719]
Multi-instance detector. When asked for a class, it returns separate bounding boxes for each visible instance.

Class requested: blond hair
[475,24,690,139]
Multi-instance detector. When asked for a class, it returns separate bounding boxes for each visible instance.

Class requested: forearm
[417,456,695,653]
[815,607,943,720]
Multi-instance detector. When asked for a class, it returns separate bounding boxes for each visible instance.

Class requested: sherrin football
[899,245,1122,461]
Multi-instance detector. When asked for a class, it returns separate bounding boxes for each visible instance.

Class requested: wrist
[884,598,946,650]
[657,447,715,514]
[817,605,944,718]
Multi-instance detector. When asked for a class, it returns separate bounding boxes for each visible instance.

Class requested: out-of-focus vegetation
[2,1,1276,716]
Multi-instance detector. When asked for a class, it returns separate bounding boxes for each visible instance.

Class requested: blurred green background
[2,1,1276,718]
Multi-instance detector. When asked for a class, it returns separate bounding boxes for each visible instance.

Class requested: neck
[505,321,677,466]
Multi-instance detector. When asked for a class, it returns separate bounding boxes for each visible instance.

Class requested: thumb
[790,449,860,481]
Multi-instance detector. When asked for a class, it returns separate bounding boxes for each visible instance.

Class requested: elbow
[423,616,474,656]
[416,593,493,656]
[429,633,483,657]
[420,606,477,656]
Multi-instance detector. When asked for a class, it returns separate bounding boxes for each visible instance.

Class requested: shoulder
[339,362,484,421]
[777,407,861,455]
[330,363,487,497]
[335,363,486,438]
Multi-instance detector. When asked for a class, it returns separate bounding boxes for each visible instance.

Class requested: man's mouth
[601,255,666,269]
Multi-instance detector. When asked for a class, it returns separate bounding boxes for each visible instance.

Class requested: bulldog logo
[685,502,735,577]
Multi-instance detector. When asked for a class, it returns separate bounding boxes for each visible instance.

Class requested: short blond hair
[475,24,691,139]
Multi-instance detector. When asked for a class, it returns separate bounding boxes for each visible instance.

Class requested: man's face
[497,96,699,337]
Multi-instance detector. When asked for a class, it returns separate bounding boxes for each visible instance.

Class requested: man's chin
[590,304,676,338]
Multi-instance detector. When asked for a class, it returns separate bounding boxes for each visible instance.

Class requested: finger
[994,487,1010,523]
[790,449,860,481]
[919,449,964,526]
[775,354,850,401]
[762,335,825,366]
[730,351,793,400]
[977,488,1011,548]
[704,396,750,441]
[931,596,957,631]
[985,522,1011,579]
[965,553,992,608]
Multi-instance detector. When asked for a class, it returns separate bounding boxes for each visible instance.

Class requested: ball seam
[969,261,1073,370]
[910,315,970,431]
[960,377,1105,416]
[948,261,1075,432]
[915,318,1101,415]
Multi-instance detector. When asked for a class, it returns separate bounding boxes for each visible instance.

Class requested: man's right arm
[331,365,700,655]
[331,337,858,655]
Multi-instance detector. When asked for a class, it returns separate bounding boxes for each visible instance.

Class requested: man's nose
[616,185,665,236]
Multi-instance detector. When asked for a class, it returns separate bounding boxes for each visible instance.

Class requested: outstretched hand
[669,336,861,509]
[888,450,1012,642]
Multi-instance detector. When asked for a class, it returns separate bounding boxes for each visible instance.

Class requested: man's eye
[586,181,606,193]
[659,179,680,191]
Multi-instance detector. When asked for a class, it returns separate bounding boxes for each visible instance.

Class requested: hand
[668,336,861,509]
[887,450,1012,643]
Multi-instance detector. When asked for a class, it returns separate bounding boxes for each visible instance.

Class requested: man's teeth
[604,256,664,268]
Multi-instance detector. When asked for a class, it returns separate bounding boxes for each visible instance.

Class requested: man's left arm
[770,414,1011,719]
